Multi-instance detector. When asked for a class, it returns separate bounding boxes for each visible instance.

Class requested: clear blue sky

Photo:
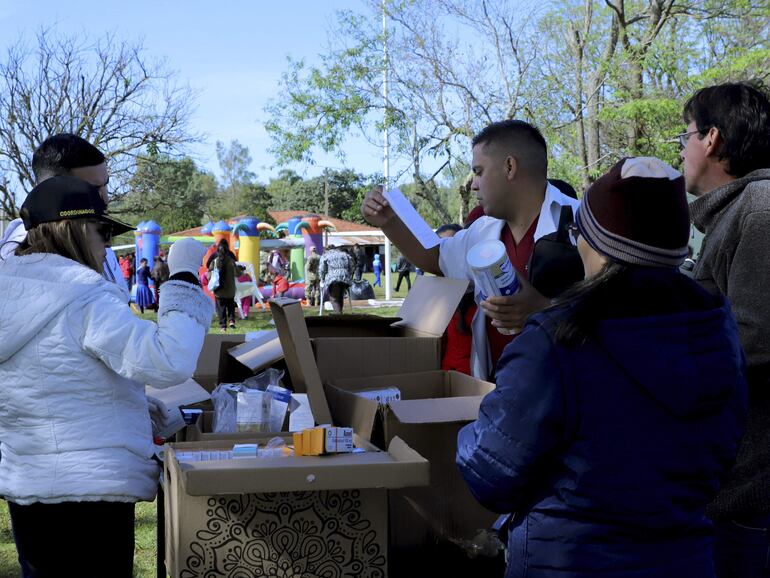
[0,0,389,183]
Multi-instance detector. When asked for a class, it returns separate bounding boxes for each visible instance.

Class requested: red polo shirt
[485,218,538,371]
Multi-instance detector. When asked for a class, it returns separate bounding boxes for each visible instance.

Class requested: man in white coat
[362,120,580,379]
[0,134,128,298]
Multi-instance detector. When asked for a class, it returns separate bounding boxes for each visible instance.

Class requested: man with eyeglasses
[0,134,128,299]
[680,81,770,578]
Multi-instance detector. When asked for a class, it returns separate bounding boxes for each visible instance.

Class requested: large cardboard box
[270,298,500,551]
[164,433,429,578]
[326,370,499,549]
[220,276,469,389]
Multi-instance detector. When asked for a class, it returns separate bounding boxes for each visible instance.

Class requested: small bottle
[466,240,520,335]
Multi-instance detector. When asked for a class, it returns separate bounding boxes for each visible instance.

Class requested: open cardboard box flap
[168,434,429,495]
[270,298,333,424]
[391,275,469,336]
[327,370,495,435]
[227,330,283,372]
[389,396,485,424]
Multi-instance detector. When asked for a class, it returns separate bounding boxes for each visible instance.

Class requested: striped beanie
[576,157,690,268]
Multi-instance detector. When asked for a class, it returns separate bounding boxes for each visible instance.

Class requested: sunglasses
[95,222,113,243]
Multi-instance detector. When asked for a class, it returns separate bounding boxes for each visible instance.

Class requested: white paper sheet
[383,187,441,249]
[145,378,210,408]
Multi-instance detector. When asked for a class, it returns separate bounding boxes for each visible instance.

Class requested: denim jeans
[714,514,770,578]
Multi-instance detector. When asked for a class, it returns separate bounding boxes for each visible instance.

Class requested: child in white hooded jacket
[0,176,213,577]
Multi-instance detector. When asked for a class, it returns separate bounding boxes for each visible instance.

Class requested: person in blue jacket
[372,253,382,287]
[457,157,748,578]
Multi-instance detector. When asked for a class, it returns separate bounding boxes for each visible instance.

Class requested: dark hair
[140,258,148,265]
[32,134,106,183]
[551,261,716,345]
[216,239,230,273]
[472,120,548,177]
[454,291,476,335]
[548,178,578,199]
[436,223,462,236]
[683,81,770,177]
[551,261,627,345]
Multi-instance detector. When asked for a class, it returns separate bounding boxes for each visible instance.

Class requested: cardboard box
[266,298,499,549]
[164,433,429,578]
[326,370,499,549]
[192,333,246,391]
[304,275,470,384]
[221,276,469,390]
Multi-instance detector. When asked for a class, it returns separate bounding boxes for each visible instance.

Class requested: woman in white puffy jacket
[0,176,213,577]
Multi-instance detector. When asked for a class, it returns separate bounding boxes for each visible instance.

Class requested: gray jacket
[691,169,770,371]
[319,249,353,287]
[690,168,770,518]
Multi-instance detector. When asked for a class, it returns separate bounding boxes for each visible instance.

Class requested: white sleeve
[438,226,474,281]
[0,219,27,259]
[73,280,213,388]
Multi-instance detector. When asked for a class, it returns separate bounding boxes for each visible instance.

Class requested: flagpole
[382,0,392,300]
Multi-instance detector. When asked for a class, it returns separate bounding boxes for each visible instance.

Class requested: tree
[120,155,215,233]
[266,0,769,218]
[0,28,198,218]
[266,168,372,223]
[208,139,273,221]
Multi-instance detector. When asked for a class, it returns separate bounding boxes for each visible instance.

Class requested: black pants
[327,282,347,313]
[395,271,411,291]
[216,297,236,328]
[9,500,135,578]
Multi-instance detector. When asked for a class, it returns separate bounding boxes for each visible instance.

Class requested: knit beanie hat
[576,157,690,268]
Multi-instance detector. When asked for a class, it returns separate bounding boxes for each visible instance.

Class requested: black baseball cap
[20,176,134,236]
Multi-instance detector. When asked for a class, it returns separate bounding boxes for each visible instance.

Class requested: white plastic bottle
[466,240,520,335]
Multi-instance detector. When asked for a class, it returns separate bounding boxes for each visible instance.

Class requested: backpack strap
[555,205,575,244]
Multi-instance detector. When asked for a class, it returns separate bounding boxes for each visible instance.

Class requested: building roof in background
[267,211,377,233]
[167,212,377,237]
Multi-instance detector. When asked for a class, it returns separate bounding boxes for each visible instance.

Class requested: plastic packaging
[467,240,520,335]
[211,368,293,434]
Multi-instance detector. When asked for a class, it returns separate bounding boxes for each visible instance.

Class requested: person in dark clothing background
[394,254,412,292]
[352,243,366,281]
[151,255,170,302]
[458,157,747,578]
[208,239,238,331]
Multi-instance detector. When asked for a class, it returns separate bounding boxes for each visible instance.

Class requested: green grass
[0,277,408,576]
[136,271,410,331]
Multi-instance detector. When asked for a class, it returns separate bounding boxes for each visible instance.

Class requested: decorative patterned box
[164,434,428,577]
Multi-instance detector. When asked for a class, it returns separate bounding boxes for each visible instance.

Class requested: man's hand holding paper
[361,185,442,275]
